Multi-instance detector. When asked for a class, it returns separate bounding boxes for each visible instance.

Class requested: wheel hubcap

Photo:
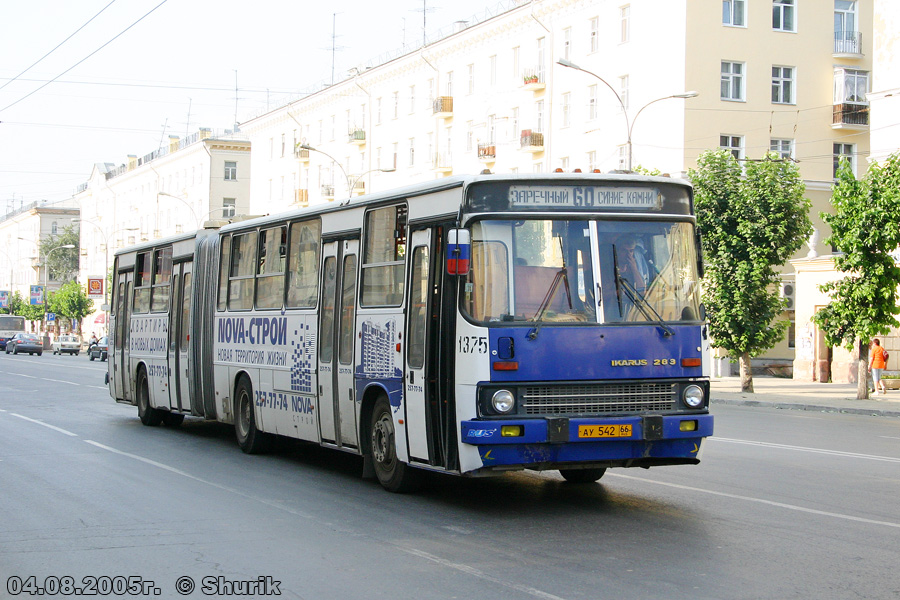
[372,414,392,464]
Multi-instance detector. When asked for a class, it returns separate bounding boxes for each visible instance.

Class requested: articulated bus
[107,173,713,492]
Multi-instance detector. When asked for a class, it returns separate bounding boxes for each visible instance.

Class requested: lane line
[9,413,78,436]
[610,473,900,529]
[711,437,900,463]
[84,439,567,600]
[42,378,80,386]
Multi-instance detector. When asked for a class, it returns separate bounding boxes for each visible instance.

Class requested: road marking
[85,439,565,600]
[43,378,80,386]
[610,473,900,530]
[9,413,78,436]
[712,437,900,463]
[879,436,900,440]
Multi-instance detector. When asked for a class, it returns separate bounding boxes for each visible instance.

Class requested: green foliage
[812,153,900,350]
[49,281,94,325]
[9,290,45,322]
[39,225,80,283]
[688,150,812,358]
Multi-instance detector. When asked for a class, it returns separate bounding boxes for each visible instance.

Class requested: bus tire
[163,412,185,427]
[234,377,270,454]
[369,395,420,493]
[137,367,163,426]
[559,468,607,483]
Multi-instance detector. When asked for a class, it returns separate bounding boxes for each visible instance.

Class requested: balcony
[295,189,309,207]
[295,148,310,162]
[433,96,453,118]
[522,68,546,92]
[477,143,496,162]
[348,129,366,145]
[321,184,335,200]
[520,130,544,153]
[834,31,863,57]
[832,103,869,129]
[351,178,365,193]
[433,153,453,173]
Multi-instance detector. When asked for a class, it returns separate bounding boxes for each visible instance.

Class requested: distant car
[89,336,108,361]
[5,333,43,356]
[52,335,81,356]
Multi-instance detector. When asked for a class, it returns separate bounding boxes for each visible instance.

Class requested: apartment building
[74,129,251,332]
[241,0,882,375]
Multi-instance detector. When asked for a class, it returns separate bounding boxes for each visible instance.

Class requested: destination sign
[508,185,662,209]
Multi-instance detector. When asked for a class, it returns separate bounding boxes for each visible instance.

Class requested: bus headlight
[683,384,705,409]
[491,390,515,414]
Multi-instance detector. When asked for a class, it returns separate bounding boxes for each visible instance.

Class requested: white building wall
[870,0,900,163]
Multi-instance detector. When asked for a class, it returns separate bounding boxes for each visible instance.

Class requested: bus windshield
[463,219,701,325]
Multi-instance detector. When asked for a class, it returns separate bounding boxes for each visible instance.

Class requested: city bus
[0,315,27,351]
[107,173,714,492]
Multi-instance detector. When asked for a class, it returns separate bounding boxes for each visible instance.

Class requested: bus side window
[228,231,257,311]
[256,226,287,310]
[151,246,173,313]
[133,252,151,313]
[217,235,231,311]
[361,205,407,306]
[287,219,321,308]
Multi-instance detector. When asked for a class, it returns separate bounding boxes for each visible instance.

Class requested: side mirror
[446,229,471,276]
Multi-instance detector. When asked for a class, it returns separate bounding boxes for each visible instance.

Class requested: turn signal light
[679,420,698,432]
[501,425,523,437]
[681,358,702,367]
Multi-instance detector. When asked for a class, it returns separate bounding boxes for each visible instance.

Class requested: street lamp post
[299,143,395,205]
[157,191,200,230]
[556,58,698,171]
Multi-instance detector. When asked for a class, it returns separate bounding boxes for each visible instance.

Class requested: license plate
[578,424,633,438]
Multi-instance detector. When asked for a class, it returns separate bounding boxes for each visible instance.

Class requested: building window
[590,17,599,52]
[833,143,855,178]
[392,143,398,169]
[588,84,598,120]
[512,47,520,81]
[834,68,868,103]
[537,37,546,82]
[446,71,454,96]
[562,27,571,60]
[224,161,237,181]
[562,93,571,127]
[721,61,745,101]
[281,133,286,158]
[560,157,569,171]
[487,114,496,144]
[619,75,629,110]
[409,138,415,166]
[409,85,416,114]
[773,0,796,32]
[535,99,544,133]
[620,5,630,43]
[772,66,795,104]
[835,1,859,53]
[392,92,399,119]
[466,121,474,152]
[617,145,627,170]
[720,135,744,160]
[588,150,597,171]
[467,64,475,95]
[489,55,497,87]
[376,97,382,125]
[511,107,519,139]
[723,0,746,26]
[770,139,793,160]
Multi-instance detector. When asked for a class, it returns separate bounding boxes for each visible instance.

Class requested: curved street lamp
[557,58,698,171]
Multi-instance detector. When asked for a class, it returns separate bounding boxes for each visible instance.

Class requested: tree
[812,153,900,399]
[49,281,95,336]
[39,225,80,283]
[688,150,812,392]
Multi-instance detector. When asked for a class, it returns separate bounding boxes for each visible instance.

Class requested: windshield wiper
[527,267,572,340]
[617,275,674,337]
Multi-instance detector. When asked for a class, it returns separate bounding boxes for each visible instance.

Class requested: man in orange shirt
[869,338,888,395]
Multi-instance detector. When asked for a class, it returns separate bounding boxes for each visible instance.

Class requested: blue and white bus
[108,173,713,492]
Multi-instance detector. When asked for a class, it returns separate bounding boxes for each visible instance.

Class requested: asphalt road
[2,352,899,600]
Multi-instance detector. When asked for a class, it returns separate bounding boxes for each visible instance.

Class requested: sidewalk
[710,375,900,417]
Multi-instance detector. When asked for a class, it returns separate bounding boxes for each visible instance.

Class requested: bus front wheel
[234,377,270,454]
[137,368,163,426]
[559,468,607,483]
[369,396,420,493]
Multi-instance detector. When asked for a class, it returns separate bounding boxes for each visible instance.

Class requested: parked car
[52,335,81,356]
[89,336,108,361]
[5,333,43,356]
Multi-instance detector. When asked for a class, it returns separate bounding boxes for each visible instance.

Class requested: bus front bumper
[460,414,713,469]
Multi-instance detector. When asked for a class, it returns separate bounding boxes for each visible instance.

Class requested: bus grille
[521,383,677,415]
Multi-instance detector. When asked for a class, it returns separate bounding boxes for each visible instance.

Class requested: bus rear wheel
[234,377,271,454]
[369,396,420,493]
[163,412,185,427]
[137,367,163,426]
[559,468,607,483]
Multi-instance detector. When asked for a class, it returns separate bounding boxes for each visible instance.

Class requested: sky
[0,0,502,212]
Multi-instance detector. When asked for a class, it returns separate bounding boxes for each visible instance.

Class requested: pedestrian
[869,338,888,395]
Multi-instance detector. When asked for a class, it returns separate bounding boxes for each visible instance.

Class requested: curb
[711,397,900,418]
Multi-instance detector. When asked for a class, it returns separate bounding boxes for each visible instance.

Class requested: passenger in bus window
[616,234,649,293]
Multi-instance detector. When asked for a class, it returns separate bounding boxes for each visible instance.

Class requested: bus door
[404,228,447,466]
[115,272,134,403]
[318,238,360,448]
[167,262,193,413]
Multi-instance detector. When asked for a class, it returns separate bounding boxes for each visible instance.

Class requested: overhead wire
[0,0,169,114]
[0,0,118,92]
